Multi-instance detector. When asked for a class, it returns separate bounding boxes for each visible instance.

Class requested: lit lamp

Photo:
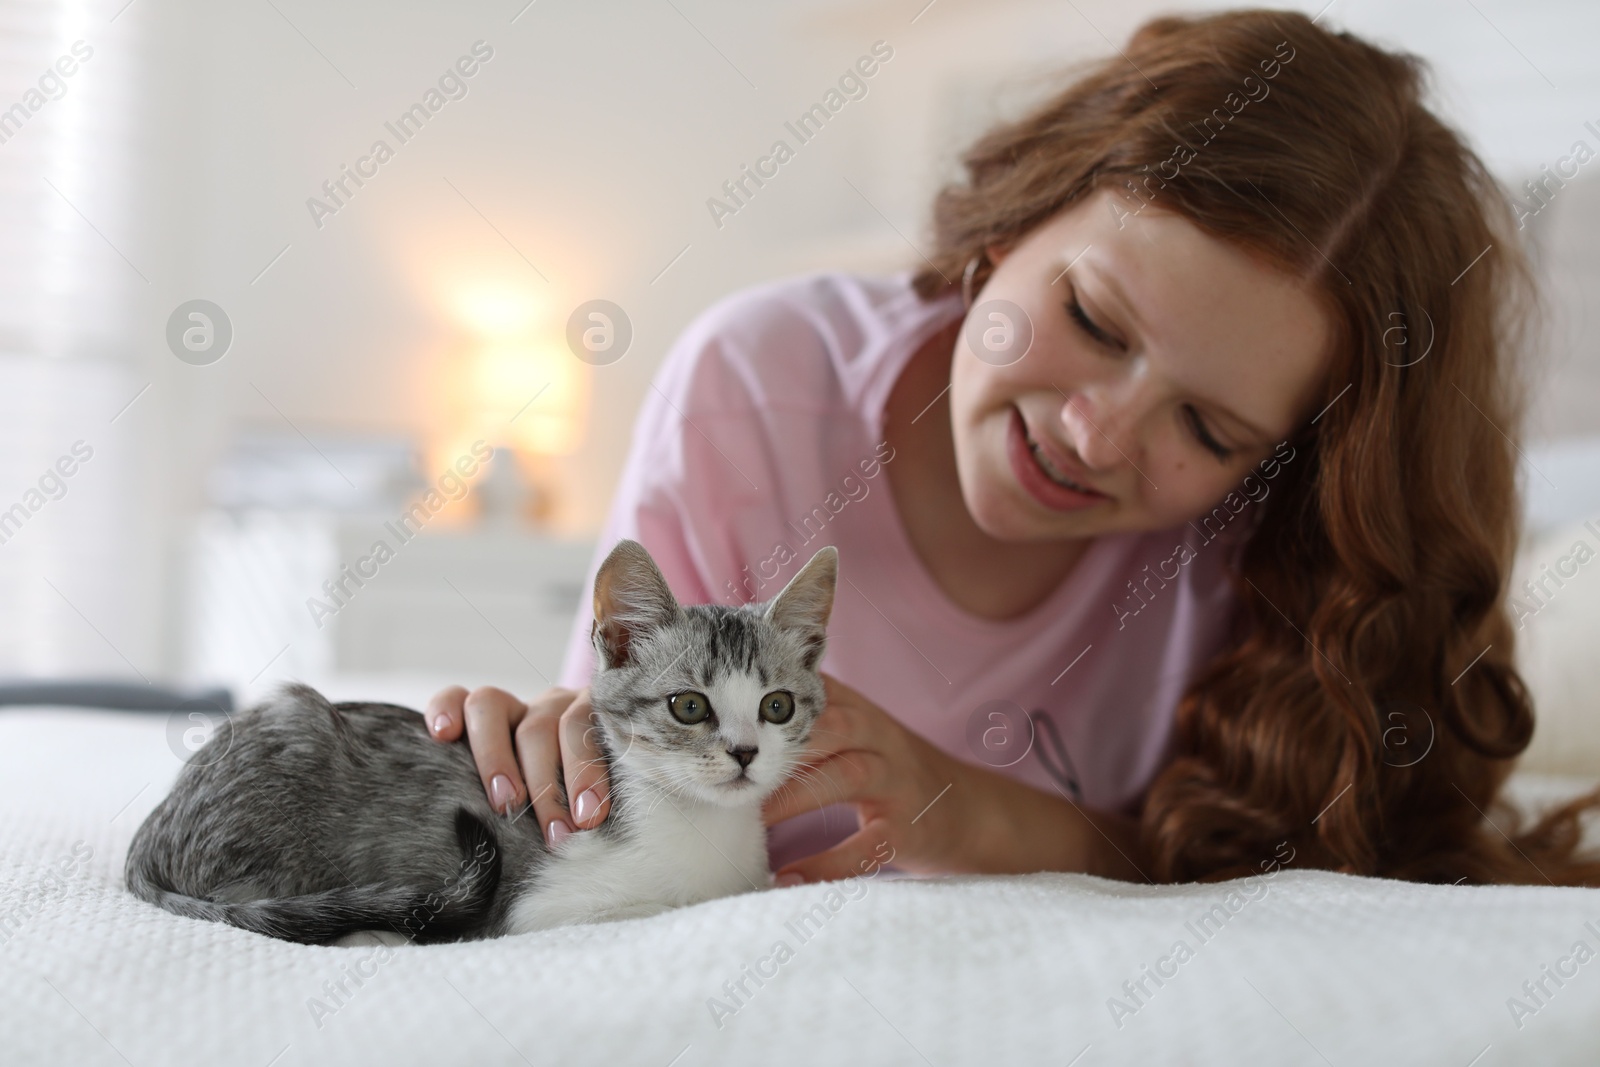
[434,285,591,527]
[473,339,588,457]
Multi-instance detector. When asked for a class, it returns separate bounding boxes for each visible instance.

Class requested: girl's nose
[1058,387,1133,472]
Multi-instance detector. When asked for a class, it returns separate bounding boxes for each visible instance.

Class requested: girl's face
[949,187,1332,541]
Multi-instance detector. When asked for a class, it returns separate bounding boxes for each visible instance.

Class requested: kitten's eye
[759,691,795,725]
[668,691,712,725]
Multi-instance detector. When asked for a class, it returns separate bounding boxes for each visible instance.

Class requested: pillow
[1514,515,1600,775]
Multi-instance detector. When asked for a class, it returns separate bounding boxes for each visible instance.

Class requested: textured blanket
[4,706,1599,1066]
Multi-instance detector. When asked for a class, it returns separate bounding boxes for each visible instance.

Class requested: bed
[5,702,1600,1066]
[8,448,1592,1066]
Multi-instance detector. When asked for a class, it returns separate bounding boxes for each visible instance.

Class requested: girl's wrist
[950,756,1148,880]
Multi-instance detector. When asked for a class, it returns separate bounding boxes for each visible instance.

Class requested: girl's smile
[1005,404,1111,512]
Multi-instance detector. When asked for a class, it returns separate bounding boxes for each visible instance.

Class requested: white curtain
[0,0,150,678]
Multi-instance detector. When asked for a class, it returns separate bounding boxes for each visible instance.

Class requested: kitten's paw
[331,929,411,948]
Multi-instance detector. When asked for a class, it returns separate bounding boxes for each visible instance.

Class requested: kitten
[125,538,837,944]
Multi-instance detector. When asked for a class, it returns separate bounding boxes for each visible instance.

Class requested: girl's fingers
[781,689,864,776]
[560,690,612,829]
[818,671,873,719]
[807,698,860,749]
[763,749,873,826]
[763,686,879,827]
[818,670,853,701]
[462,686,532,815]
[424,686,469,742]
[773,823,898,886]
[513,688,581,847]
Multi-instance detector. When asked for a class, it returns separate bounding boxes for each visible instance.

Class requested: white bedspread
[4,706,1600,1066]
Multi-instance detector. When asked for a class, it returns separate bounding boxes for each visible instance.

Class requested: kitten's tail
[125,808,502,945]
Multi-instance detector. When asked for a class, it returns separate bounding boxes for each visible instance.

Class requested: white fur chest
[505,791,772,933]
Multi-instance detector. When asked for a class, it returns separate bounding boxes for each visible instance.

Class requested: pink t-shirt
[558,270,1246,871]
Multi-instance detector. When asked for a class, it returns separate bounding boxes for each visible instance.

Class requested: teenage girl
[425,8,1600,887]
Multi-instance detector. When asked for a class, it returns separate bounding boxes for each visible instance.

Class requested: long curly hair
[910,8,1600,884]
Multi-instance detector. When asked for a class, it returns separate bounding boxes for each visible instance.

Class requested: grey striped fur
[125,539,837,944]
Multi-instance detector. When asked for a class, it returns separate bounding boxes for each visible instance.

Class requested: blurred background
[0,0,1597,716]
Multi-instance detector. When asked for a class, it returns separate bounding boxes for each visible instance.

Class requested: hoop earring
[961,253,987,312]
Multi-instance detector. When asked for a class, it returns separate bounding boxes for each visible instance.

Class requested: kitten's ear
[765,545,837,670]
[591,539,680,670]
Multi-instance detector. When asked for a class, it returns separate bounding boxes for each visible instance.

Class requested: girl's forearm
[954,759,1151,881]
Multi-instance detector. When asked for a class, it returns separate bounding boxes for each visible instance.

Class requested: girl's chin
[965,480,1100,542]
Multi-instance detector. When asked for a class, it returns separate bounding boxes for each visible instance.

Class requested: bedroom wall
[2,0,1596,682]
[136,0,1600,532]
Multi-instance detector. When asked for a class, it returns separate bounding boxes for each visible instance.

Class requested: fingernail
[775,871,804,887]
[574,788,599,824]
[545,819,572,849]
[490,774,516,812]
[431,715,449,734]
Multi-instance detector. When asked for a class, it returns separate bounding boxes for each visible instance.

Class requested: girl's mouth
[1005,406,1109,511]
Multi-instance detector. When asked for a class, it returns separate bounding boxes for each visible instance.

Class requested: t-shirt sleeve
[555,291,804,690]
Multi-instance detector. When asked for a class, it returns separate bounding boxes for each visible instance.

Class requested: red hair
[911,8,1600,884]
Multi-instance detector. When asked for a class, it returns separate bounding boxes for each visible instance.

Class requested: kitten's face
[585,540,837,809]
[590,608,827,807]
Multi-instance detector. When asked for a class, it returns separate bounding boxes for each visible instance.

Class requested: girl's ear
[986,240,1015,267]
[591,539,680,670]
[765,546,838,669]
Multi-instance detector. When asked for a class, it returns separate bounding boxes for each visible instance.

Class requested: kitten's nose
[727,745,757,769]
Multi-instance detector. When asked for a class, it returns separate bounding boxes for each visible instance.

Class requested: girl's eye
[1064,291,1124,351]
[668,691,713,724]
[1183,405,1233,461]
[759,691,794,725]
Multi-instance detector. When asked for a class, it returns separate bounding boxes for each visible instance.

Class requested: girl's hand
[762,673,1152,885]
[761,672,978,884]
[425,685,613,850]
